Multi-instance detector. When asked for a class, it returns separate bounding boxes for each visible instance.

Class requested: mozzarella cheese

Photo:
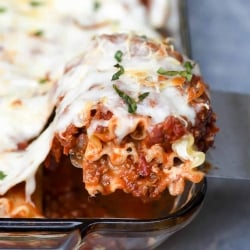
[0,0,160,152]
[54,35,196,142]
[0,1,207,201]
[0,0,167,199]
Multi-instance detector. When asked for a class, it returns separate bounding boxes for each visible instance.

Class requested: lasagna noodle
[71,119,205,199]
[0,0,160,153]
[0,0,168,204]
[0,0,218,212]
[50,34,217,201]
[0,176,43,218]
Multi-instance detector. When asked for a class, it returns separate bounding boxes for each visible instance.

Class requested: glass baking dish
[0,0,207,249]
[0,179,206,249]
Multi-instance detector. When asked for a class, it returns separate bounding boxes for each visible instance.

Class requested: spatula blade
[206,90,250,179]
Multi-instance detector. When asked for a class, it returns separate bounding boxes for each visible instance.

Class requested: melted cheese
[0,124,54,198]
[0,0,160,151]
[0,0,167,199]
[0,93,53,152]
[0,1,207,201]
[54,35,196,142]
[148,0,170,28]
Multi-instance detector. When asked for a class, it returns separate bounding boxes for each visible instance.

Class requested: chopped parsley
[0,7,6,13]
[111,63,125,81]
[184,61,193,73]
[138,92,150,102]
[0,171,6,180]
[113,84,137,113]
[30,1,43,7]
[112,50,149,113]
[39,78,47,84]
[157,61,194,82]
[114,50,123,63]
[93,0,101,11]
[113,84,149,114]
[32,30,44,37]
[111,50,125,80]
[140,35,147,40]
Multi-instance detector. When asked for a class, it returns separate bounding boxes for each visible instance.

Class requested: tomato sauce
[43,156,175,219]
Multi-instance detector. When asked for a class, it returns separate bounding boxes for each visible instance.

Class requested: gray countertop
[158,1,250,249]
[186,0,250,94]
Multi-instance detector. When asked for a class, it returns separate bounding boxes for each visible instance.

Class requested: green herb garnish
[30,1,43,7]
[39,78,48,84]
[93,0,101,11]
[184,61,193,72]
[111,64,125,81]
[111,51,125,80]
[112,50,124,80]
[0,171,6,180]
[112,50,149,113]
[157,68,179,76]
[113,84,150,114]
[0,7,6,13]
[113,84,137,113]
[157,61,194,82]
[138,92,150,102]
[114,50,123,63]
[140,35,147,40]
[33,30,44,37]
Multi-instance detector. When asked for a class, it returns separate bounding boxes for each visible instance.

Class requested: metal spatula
[173,0,250,179]
[205,91,250,179]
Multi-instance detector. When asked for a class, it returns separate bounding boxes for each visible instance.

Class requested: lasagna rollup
[0,1,218,217]
[0,0,161,155]
[0,0,170,216]
[49,33,218,201]
[0,182,42,218]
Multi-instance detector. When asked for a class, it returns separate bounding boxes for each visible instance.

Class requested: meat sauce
[43,156,175,219]
[44,103,217,204]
